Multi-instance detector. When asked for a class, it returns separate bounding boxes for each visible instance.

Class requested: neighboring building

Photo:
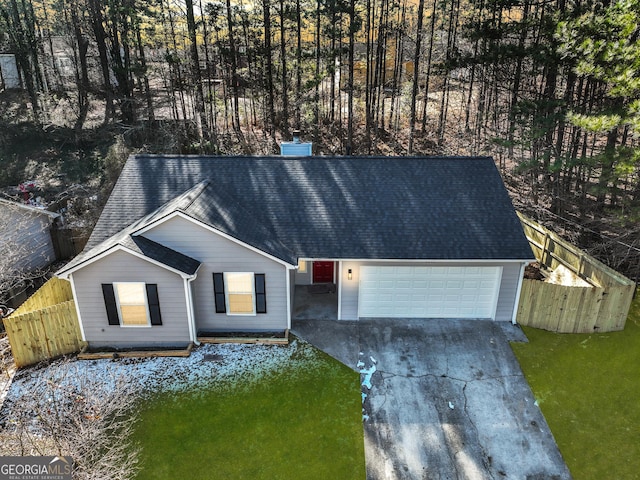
[0,199,61,302]
[57,155,534,349]
[0,54,21,89]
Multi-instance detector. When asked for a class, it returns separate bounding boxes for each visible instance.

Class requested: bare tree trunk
[389,1,406,132]
[263,0,277,145]
[437,0,459,145]
[199,0,218,147]
[507,0,530,158]
[69,2,90,134]
[408,0,425,154]
[226,0,242,133]
[314,0,321,139]
[419,0,436,132]
[347,0,356,154]
[295,0,302,129]
[185,0,207,141]
[108,1,135,123]
[279,0,290,135]
[329,0,337,123]
[135,26,154,123]
[87,0,114,123]
[364,0,373,148]
[1,0,41,117]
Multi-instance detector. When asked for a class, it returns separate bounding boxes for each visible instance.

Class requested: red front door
[313,261,334,283]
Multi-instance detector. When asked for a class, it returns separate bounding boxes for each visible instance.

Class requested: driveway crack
[462,382,496,480]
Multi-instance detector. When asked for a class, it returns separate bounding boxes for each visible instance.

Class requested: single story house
[56,155,534,349]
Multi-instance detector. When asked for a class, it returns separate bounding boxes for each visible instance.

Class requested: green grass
[132,348,365,480]
[512,295,640,479]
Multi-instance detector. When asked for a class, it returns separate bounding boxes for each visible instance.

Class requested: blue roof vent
[280,130,312,156]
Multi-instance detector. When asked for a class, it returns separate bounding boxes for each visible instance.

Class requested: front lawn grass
[512,295,640,479]
[132,347,365,480]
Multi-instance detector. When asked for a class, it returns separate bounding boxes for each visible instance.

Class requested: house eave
[0,198,61,219]
[132,210,297,269]
[301,257,535,263]
[56,244,200,279]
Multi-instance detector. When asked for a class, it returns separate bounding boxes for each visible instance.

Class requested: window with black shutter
[101,282,161,326]
[146,284,163,325]
[213,272,267,315]
[102,284,120,325]
[255,274,267,314]
[213,273,226,313]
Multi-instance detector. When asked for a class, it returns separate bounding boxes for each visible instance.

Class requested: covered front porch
[292,283,338,320]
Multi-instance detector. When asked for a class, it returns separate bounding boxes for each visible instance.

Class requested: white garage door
[358,266,502,319]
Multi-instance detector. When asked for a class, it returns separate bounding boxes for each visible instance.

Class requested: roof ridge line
[179,179,210,212]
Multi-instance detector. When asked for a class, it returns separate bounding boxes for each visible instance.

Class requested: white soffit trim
[57,244,198,279]
[331,258,535,263]
[133,211,297,269]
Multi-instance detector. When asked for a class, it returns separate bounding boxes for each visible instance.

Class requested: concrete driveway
[292,318,571,480]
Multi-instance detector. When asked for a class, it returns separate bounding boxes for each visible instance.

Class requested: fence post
[542,233,550,268]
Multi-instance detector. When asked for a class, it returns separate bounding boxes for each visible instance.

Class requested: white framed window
[224,272,256,315]
[213,272,267,316]
[114,282,150,327]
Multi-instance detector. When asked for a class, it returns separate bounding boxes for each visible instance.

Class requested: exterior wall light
[348,269,353,280]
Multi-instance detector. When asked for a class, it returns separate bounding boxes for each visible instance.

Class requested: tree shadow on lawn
[132,347,365,480]
[512,294,640,480]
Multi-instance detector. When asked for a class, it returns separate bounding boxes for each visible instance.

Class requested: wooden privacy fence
[12,277,73,315]
[517,213,635,333]
[51,227,88,261]
[4,301,83,368]
[3,277,83,368]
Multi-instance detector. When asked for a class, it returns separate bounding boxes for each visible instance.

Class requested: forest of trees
[0,0,639,273]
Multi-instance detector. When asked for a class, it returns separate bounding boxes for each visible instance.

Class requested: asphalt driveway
[292,318,571,479]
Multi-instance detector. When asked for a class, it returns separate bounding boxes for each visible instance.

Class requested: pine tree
[558,0,640,209]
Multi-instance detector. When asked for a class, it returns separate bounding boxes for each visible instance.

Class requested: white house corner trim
[511,262,527,324]
[68,274,87,342]
[183,277,199,344]
[286,268,292,330]
[490,266,503,321]
[337,261,343,320]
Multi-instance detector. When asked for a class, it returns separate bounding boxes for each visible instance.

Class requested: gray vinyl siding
[494,263,522,322]
[289,269,296,313]
[340,261,361,320]
[339,261,524,322]
[294,263,312,285]
[143,215,289,331]
[71,249,190,347]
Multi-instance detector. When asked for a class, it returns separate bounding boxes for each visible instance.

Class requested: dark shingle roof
[82,155,533,264]
[57,227,201,276]
[122,236,201,275]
